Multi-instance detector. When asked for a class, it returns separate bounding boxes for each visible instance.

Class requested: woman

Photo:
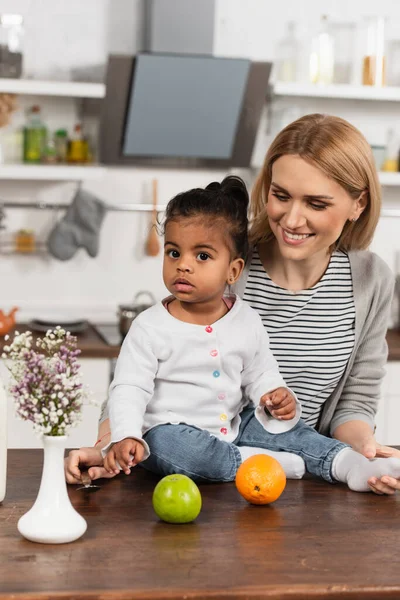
[65,114,399,494]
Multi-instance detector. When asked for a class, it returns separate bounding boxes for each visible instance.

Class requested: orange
[235,454,286,505]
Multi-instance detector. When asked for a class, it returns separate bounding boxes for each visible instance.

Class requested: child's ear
[227,258,245,284]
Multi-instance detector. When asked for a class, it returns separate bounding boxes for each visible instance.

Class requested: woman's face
[266,155,366,262]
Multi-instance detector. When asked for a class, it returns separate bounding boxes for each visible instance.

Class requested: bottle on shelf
[54,129,68,163]
[67,124,86,164]
[41,135,57,164]
[275,22,299,83]
[309,15,334,85]
[23,105,47,164]
[382,128,399,172]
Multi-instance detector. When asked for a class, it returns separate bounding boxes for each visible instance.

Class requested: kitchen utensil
[0,306,18,336]
[29,319,88,333]
[118,290,156,338]
[76,470,100,493]
[145,179,160,257]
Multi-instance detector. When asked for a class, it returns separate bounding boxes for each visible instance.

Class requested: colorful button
[213,370,220,378]
[218,393,226,400]
[205,326,213,333]
[210,349,218,357]
[220,427,228,435]
[220,413,227,421]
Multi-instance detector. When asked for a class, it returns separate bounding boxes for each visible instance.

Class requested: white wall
[0,0,399,327]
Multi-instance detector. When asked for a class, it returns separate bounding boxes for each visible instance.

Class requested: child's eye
[197,252,210,261]
[167,249,180,258]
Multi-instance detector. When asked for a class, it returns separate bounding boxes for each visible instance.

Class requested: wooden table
[1,450,400,600]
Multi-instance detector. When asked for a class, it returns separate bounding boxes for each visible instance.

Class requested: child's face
[163,217,243,304]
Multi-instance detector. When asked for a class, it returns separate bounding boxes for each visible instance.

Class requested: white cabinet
[1,358,110,449]
[375,362,400,445]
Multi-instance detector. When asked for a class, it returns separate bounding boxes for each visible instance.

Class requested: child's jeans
[141,406,347,483]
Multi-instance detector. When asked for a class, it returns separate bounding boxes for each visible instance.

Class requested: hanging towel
[47,189,106,261]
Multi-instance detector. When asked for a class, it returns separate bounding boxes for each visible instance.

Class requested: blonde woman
[236,113,398,494]
[65,114,399,494]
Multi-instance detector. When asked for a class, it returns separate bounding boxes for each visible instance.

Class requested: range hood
[99,0,271,168]
[99,53,271,169]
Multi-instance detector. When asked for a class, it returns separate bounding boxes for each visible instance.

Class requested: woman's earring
[351,217,358,222]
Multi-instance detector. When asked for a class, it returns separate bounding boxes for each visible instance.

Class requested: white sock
[332,447,400,492]
[238,446,305,480]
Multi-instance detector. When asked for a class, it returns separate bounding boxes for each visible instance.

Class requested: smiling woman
[236,113,400,495]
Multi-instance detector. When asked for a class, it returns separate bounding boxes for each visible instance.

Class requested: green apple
[152,474,202,524]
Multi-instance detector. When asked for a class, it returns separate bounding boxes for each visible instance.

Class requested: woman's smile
[280,226,315,246]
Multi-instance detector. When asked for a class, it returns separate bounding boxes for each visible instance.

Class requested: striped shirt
[243,249,355,427]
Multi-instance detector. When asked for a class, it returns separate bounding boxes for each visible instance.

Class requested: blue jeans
[141,406,347,483]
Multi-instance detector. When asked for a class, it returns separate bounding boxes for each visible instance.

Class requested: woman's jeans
[142,407,347,483]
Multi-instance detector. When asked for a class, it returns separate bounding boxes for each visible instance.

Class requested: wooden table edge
[1,585,400,600]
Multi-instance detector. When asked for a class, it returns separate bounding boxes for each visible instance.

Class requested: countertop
[1,449,400,599]
[0,322,121,359]
[1,323,400,361]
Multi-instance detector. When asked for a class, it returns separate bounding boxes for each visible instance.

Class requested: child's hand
[104,438,145,475]
[260,387,297,421]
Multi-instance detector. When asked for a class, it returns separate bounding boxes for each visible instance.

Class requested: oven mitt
[47,189,106,260]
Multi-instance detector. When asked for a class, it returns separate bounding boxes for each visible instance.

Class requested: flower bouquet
[2,327,88,544]
[2,327,84,436]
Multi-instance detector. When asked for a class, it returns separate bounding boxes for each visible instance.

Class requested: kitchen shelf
[273,82,400,102]
[0,78,106,98]
[0,163,106,180]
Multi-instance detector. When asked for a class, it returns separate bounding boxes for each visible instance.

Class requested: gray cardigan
[234,250,395,437]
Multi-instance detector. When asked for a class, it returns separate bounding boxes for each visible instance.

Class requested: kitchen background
[1,0,400,448]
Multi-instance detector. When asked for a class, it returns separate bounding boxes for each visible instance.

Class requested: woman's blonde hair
[249,113,381,250]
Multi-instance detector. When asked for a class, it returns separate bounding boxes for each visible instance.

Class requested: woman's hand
[364,440,400,495]
[64,446,117,484]
[334,420,400,495]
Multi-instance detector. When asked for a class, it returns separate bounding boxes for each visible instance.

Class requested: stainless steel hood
[99,53,271,169]
[99,0,271,169]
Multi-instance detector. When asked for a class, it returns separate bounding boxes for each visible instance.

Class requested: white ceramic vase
[17,435,87,544]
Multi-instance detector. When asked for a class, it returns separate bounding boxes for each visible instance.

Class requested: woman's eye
[272,192,289,202]
[309,202,327,211]
[167,249,180,258]
[197,252,210,261]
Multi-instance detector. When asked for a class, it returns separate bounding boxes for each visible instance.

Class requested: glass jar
[275,22,300,83]
[0,14,23,78]
[387,39,400,86]
[309,15,334,85]
[361,17,386,86]
[331,22,355,84]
